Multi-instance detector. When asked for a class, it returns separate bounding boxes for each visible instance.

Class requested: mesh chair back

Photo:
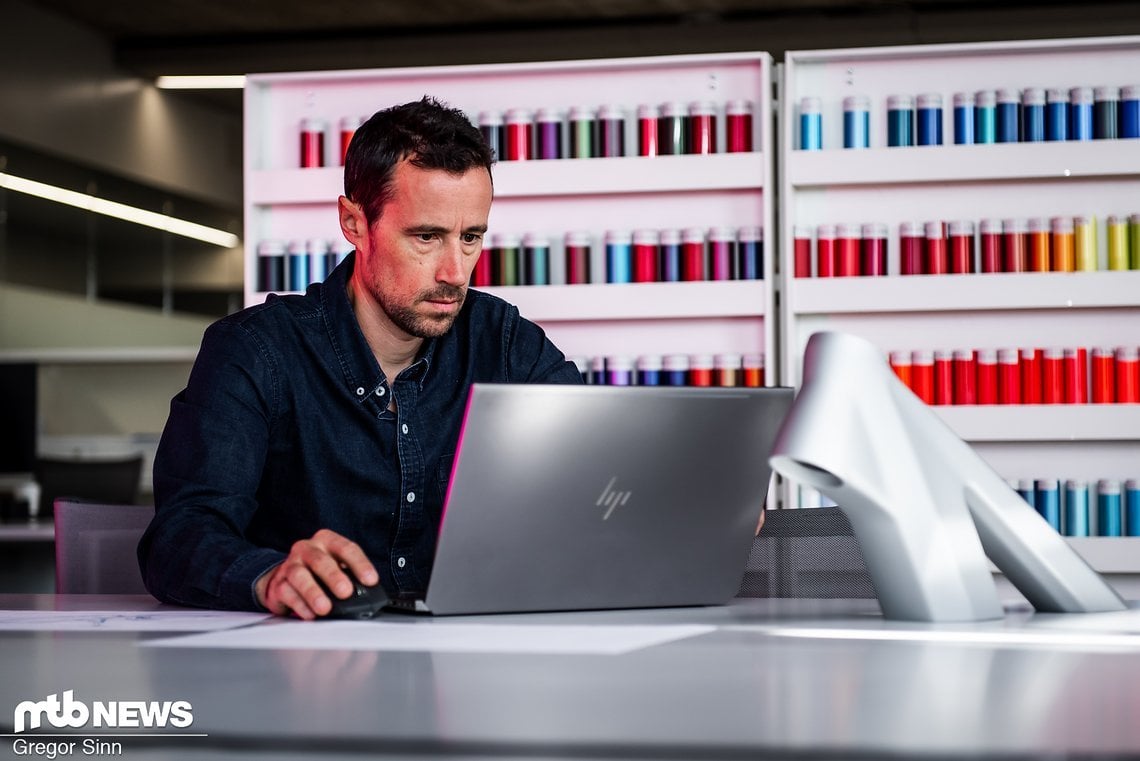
[736,507,877,599]
[54,499,153,594]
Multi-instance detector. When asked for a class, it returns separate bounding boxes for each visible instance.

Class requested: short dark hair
[343,96,494,225]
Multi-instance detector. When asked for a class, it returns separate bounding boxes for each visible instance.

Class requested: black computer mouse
[316,569,389,619]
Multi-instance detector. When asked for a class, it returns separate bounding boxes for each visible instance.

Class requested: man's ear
[338,196,366,247]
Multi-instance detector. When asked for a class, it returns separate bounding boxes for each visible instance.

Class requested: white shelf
[1066,538,1140,574]
[248,152,766,206]
[481,280,768,322]
[252,280,769,324]
[934,404,1140,442]
[788,141,1140,188]
[790,270,1140,315]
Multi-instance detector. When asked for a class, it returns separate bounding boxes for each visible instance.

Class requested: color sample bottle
[1064,479,1090,537]
[597,105,626,158]
[604,229,633,284]
[478,110,505,161]
[843,95,871,149]
[1045,89,1068,141]
[995,88,1019,143]
[952,92,974,145]
[974,90,997,144]
[632,229,659,283]
[1106,215,1129,270]
[900,221,924,275]
[1122,85,1140,139]
[1051,216,1075,272]
[1028,217,1050,272]
[522,233,550,285]
[887,95,915,147]
[1074,215,1098,271]
[916,93,943,146]
[1094,86,1120,140]
[257,239,286,292]
[948,220,975,274]
[637,104,659,157]
[1021,87,1046,142]
[658,102,687,156]
[737,226,763,280]
[534,108,564,160]
[564,231,591,285]
[799,96,822,150]
[688,101,717,154]
[1070,86,1094,141]
[1098,480,1123,537]
[300,118,326,168]
[568,106,596,159]
[725,99,754,152]
[1035,478,1061,531]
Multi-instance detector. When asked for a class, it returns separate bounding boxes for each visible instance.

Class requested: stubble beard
[375,280,467,339]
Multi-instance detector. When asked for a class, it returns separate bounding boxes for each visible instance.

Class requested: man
[139,97,580,618]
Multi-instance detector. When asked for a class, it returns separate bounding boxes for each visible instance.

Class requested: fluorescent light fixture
[155,75,246,89]
[0,172,240,248]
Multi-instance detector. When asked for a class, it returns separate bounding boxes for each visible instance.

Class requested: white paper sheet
[0,609,270,631]
[145,620,716,655]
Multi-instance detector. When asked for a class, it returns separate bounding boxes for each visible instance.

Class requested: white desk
[1,595,1138,759]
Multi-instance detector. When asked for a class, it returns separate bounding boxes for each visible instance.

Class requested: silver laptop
[404,383,794,615]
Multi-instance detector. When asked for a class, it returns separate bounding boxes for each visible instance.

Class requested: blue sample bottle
[522,233,551,286]
[843,95,870,149]
[800,96,822,150]
[1045,88,1068,141]
[287,240,310,291]
[1064,479,1090,537]
[1016,478,1036,509]
[1097,479,1123,537]
[659,229,683,283]
[975,90,997,144]
[605,230,633,284]
[995,88,1020,143]
[887,94,915,147]
[1070,86,1094,141]
[1126,479,1140,537]
[1021,87,1046,142]
[916,93,943,146]
[737,226,763,281]
[637,355,662,387]
[663,354,690,387]
[953,92,975,145]
[1122,85,1140,138]
[1035,478,1061,531]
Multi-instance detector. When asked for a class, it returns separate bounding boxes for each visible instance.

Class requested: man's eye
[417,233,435,242]
[463,233,482,244]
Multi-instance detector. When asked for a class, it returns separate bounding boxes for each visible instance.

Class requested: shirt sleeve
[502,307,584,384]
[138,319,287,610]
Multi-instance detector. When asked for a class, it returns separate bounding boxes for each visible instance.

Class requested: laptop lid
[423,383,794,615]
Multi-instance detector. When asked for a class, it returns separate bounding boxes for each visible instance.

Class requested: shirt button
[397,557,406,569]
[376,387,385,397]
[402,424,409,435]
[406,491,415,503]
[355,387,365,396]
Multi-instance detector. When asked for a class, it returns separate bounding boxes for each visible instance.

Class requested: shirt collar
[321,252,437,401]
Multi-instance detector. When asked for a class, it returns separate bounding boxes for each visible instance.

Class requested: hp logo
[596,476,632,520]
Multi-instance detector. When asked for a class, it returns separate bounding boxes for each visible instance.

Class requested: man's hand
[255,529,379,620]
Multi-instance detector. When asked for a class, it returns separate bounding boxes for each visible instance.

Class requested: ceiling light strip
[155,75,246,89]
[0,172,239,248]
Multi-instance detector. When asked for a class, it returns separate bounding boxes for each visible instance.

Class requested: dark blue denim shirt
[138,253,581,611]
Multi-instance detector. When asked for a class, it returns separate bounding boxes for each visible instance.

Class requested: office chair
[53,499,154,594]
[736,506,877,599]
[33,455,144,517]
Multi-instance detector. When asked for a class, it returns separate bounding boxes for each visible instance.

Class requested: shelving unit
[244,52,775,373]
[778,35,1140,552]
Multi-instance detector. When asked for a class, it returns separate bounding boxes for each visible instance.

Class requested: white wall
[0,0,241,208]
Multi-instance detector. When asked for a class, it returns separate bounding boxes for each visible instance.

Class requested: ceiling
[26,0,1140,85]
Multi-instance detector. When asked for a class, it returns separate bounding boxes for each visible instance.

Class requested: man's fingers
[311,530,379,588]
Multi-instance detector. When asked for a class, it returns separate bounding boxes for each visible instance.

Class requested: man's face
[345,160,492,339]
